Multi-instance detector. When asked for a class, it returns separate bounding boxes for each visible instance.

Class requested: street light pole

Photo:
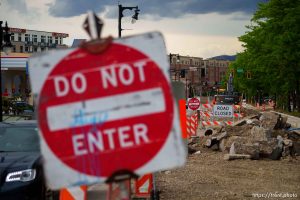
[186,74,188,99]
[118,4,140,38]
[0,21,12,122]
[0,21,2,122]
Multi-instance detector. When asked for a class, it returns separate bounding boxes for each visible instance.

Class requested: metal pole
[118,4,122,38]
[186,75,187,99]
[0,21,3,122]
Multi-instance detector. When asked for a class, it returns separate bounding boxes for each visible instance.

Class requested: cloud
[48,0,264,19]
[3,0,29,14]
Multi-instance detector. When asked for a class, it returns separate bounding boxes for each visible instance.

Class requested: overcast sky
[0,0,263,58]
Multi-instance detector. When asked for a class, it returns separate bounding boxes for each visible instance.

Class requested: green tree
[231,0,300,112]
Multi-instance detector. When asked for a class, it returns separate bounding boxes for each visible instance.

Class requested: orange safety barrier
[186,112,198,137]
[60,185,87,200]
[179,99,188,139]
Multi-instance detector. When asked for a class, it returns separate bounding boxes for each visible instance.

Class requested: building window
[33,47,38,52]
[32,35,37,42]
[55,37,59,44]
[25,34,30,42]
[59,37,62,44]
[20,46,24,53]
[41,35,46,43]
[11,34,15,41]
[18,34,22,41]
[25,46,29,52]
[48,36,52,44]
[201,68,205,77]
[13,45,16,52]
[41,47,45,51]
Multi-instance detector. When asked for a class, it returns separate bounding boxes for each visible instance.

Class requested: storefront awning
[1,57,28,71]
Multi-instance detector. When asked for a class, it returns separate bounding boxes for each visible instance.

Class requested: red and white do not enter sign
[38,43,174,178]
[188,98,200,110]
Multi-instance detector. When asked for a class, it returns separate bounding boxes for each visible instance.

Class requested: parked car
[0,121,59,200]
[11,101,34,115]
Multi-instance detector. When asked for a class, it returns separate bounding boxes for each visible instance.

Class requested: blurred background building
[169,54,233,97]
[1,27,69,104]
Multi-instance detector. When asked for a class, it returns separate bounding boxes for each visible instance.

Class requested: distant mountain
[208,55,236,61]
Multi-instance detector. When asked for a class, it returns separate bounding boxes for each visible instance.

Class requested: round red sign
[38,43,174,177]
[188,98,200,110]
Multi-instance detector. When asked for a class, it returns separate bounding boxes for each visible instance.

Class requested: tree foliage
[230,0,300,111]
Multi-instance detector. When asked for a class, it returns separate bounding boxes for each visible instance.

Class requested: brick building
[204,58,231,91]
[169,54,232,97]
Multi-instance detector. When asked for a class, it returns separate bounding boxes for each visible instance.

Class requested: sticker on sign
[29,32,186,189]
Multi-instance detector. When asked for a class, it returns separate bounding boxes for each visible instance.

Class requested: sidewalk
[3,115,28,121]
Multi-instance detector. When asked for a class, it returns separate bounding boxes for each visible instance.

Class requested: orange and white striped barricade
[134,174,153,198]
[60,185,87,200]
[190,112,198,136]
[223,121,233,126]
[200,111,212,119]
[186,111,198,137]
[233,113,243,118]
[200,102,214,128]
[202,121,234,127]
[233,113,243,121]
[201,121,223,127]
[186,117,192,137]
[202,103,213,110]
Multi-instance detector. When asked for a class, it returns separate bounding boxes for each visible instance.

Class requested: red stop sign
[38,43,174,178]
[188,98,200,110]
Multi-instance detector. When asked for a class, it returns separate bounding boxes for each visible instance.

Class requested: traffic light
[180,69,185,78]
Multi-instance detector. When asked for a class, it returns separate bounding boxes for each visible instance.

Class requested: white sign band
[47,87,166,131]
[213,105,233,118]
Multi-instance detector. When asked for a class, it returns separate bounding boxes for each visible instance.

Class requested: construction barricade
[59,185,87,200]
[199,98,244,128]
[186,111,199,137]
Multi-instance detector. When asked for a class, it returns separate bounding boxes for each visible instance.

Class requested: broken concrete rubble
[224,153,251,160]
[230,142,260,159]
[259,112,278,129]
[189,110,300,160]
[250,126,271,141]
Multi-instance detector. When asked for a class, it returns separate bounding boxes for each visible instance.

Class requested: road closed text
[213,105,233,117]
